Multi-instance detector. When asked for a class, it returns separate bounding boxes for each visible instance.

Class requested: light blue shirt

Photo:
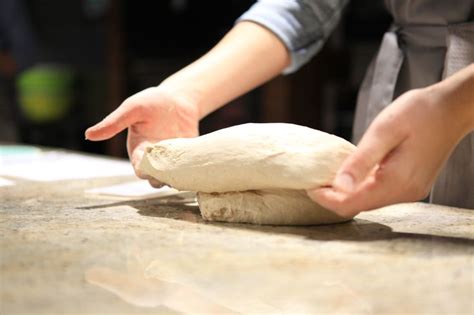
[237,0,349,74]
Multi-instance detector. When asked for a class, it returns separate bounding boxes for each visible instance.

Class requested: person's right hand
[85,21,290,187]
[85,87,200,186]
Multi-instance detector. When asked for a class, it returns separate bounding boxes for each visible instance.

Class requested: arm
[239,0,349,73]
[85,21,290,182]
[158,21,290,120]
[86,0,349,122]
[308,64,474,216]
[86,0,348,183]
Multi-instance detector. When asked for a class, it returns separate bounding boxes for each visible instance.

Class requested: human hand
[308,86,473,217]
[85,87,199,186]
[85,20,291,187]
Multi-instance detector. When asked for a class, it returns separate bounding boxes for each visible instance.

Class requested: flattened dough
[198,190,348,225]
[139,123,356,225]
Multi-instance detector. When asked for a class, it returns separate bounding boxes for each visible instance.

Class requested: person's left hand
[307,87,470,218]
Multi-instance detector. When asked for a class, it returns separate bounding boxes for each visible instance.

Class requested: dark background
[0,0,391,158]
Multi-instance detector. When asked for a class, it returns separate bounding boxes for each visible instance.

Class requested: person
[86,0,474,216]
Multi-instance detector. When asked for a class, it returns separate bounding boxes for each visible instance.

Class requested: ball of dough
[139,123,355,192]
[138,123,356,225]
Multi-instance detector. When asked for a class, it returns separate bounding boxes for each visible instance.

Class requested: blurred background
[0,0,391,158]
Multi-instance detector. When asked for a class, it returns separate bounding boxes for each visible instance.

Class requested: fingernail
[334,172,355,192]
[84,129,91,140]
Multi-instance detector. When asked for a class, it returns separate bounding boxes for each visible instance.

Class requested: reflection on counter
[85,241,374,314]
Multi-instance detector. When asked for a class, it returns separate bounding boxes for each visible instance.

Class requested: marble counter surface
[1,166,473,314]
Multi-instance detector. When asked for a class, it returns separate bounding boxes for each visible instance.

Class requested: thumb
[333,123,404,192]
[85,103,141,141]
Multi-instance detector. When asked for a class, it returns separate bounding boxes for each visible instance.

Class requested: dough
[139,123,355,192]
[198,189,348,225]
[139,123,356,225]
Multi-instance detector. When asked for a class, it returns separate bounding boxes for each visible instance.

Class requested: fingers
[129,139,147,171]
[128,135,151,178]
[128,137,164,188]
[308,179,378,217]
[333,118,406,193]
[308,188,359,218]
[308,147,416,216]
[134,161,164,188]
[85,103,142,141]
[309,91,434,215]
[308,169,396,216]
[148,178,164,188]
[308,126,409,217]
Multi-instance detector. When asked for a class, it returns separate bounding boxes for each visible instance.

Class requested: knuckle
[132,102,148,116]
[342,153,374,180]
[354,155,374,174]
[370,119,389,134]
[400,89,419,100]
[403,88,425,103]
[373,116,404,138]
[123,99,149,116]
[346,153,366,170]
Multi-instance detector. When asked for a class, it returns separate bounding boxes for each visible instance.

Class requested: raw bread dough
[139,123,355,192]
[198,189,347,225]
[139,123,356,225]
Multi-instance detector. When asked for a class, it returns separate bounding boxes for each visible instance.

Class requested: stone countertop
[1,165,473,314]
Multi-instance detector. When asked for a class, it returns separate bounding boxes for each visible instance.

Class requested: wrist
[157,75,205,119]
[157,22,290,121]
[428,64,474,137]
[157,59,234,120]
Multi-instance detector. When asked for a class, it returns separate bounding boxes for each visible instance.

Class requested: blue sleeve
[237,0,349,74]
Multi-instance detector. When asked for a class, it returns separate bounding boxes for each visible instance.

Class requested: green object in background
[16,65,75,123]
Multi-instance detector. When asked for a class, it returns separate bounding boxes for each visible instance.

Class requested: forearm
[159,21,290,119]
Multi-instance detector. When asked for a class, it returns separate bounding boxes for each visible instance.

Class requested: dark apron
[352,0,474,209]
